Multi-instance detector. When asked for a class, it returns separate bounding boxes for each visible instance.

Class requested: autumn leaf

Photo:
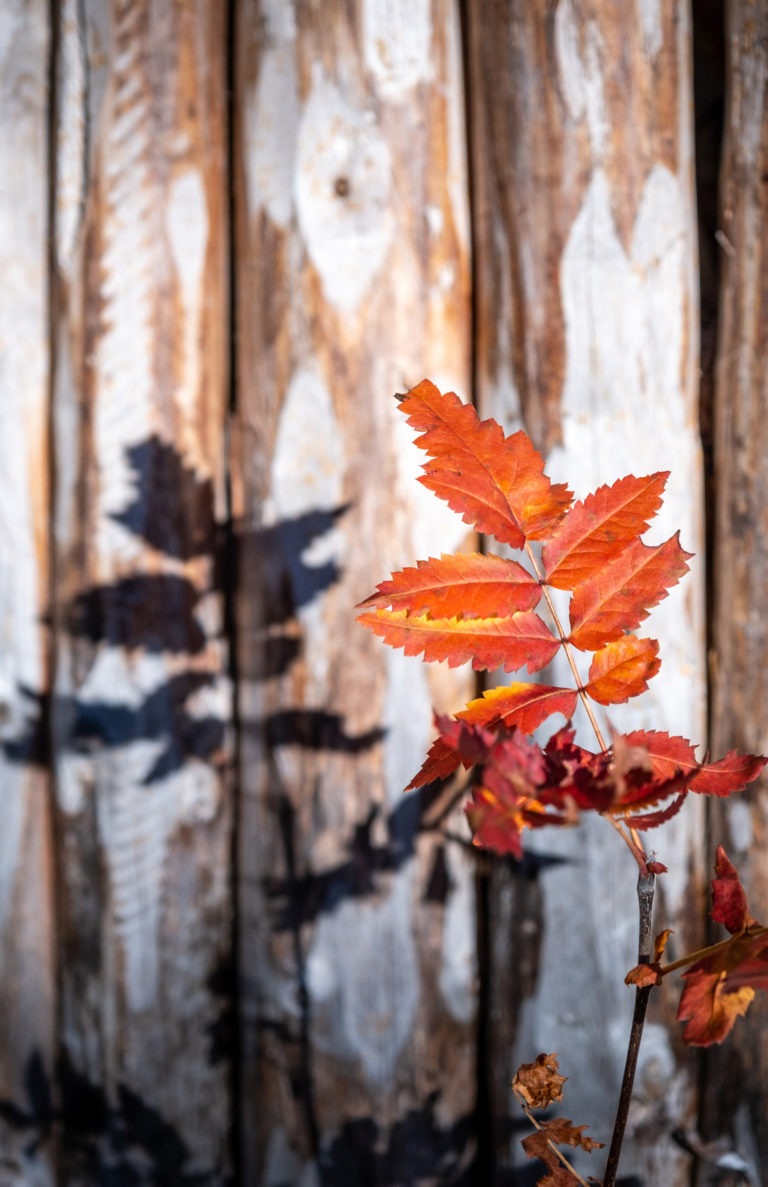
[621,731,767,797]
[625,929,673,987]
[585,636,661,705]
[675,848,768,1045]
[513,1054,567,1108]
[357,552,542,618]
[711,846,756,933]
[568,534,692,651]
[456,725,697,855]
[678,958,756,1046]
[689,751,767,796]
[522,1119,603,1164]
[398,379,572,547]
[405,684,579,790]
[513,1055,603,1185]
[357,606,559,672]
[543,471,669,590]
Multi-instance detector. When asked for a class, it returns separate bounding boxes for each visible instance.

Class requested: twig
[524,544,608,751]
[602,870,656,1186]
[525,544,650,872]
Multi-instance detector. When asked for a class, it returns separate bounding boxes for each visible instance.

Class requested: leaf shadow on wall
[0,1050,213,1186]
[0,433,359,1179]
[2,434,357,779]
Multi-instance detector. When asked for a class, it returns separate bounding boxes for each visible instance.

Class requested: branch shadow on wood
[0,1051,220,1186]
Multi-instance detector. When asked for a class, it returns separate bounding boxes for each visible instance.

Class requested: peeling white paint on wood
[167,168,208,417]
[552,163,704,755]
[56,0,86,271]
[362,0,433,97]
[554,6,608,157]
[383,650,432,804]
[637,0,663,60]
[245,34,299,227]
[439,842,477,1024]
[296,70,394,312]
[306,868,420,1085]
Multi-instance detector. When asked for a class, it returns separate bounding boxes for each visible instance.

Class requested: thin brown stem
[525,545,650,869]
[659,925,768,977]
[603,871,656,1187]
[525,543,607,750]
[513,1095,591,1186]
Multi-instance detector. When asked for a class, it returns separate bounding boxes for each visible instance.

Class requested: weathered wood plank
[51,2,231,1181]
[707,1,768,1175]
[233,1,476,1180]
[468,3,706,1181]
[0,3,55,1182]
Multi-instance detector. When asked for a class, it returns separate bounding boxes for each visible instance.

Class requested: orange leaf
[585,636,661,705]
[543,471,669,589]
[568,534,691,651]
[357,552,541,618]
[357,607,559,672]
[625,963,662,988]
[405,684,578,790]
[399,379,572,547]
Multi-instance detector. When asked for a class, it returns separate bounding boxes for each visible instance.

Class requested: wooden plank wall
[0,2,765,1185]
[50,2,231,1183]
[707,0,768,1177]
[232,2,476,1181]
[467,5,706,1183]
[0,3,55,1185]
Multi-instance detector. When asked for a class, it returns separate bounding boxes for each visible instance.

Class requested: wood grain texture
[51,2,231,1182]
[468,2,706,1181]
[233,1,476,1180]
[0,3,55,1183]
[707,0,768,1175]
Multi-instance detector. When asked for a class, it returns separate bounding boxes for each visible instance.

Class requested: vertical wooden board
[233,1,476,1181]
[707,1,768,1174]
[0,2,55,1182]
[468,2,706,1181]
[51,1,231,1182]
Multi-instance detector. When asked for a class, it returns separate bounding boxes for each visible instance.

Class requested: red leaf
[568,534,691,651]
[621,730,767,798]
[711,845,755,933]
[678,965,755,1046]
[358,553,542,618]
[677,849,768,1045]
[357,607,559,672]
[585,636,661,705]
[624,791,688,830]
[689,751,767,797]
[405,683,578,790]
[399,379,572,547]
[543,471,669,589]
